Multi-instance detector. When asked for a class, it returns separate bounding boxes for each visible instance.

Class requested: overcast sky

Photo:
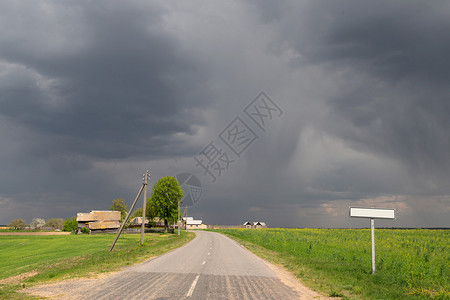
[1,0,449,228]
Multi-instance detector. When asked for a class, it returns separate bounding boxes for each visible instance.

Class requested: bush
[80,227,90,234]
[62,217,78,232]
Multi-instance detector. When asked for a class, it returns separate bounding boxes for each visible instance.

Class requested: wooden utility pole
[141,170,149,245]
[177,197,181,236]
[109,172,147,252]
[184,206,188,231]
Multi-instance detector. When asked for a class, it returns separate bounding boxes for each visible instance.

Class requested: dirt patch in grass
[0,271,38,285]
[22,272,115,299]
[44,256,87,271]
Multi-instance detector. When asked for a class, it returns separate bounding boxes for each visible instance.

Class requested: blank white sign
[349,207,395,219]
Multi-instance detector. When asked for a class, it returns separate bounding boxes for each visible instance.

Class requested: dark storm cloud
[0,0,213,223]
[265,1,450,188]
[272,1,450,83]
[327,87,450,187]
[209,0,450,227]
[0,1,208,160]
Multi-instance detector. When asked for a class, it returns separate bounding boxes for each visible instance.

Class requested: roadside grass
[213,229,449,300]
[0,231,195,299]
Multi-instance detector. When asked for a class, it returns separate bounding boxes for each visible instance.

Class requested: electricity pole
[178,197,181,236]
[185,206,188,231]
[109,171,147,252]
[141,170,149,245]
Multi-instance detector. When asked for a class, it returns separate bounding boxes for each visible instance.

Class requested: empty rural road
[26,231,326,299]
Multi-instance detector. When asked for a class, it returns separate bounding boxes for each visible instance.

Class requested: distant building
[243,221,252,228]
[184,217,207,230]
[253,221,267,228]
[241,221,267,229]
[76,210,121,234]
[129,217,149,226]
[129,217,165,228]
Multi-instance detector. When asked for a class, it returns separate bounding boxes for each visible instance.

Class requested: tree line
[7,217,75,231]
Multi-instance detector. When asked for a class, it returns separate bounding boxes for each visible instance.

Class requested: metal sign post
[349,207,395,274]
[371,218,375,274]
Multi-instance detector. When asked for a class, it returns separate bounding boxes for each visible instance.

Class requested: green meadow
[216,228,449,299]
[0,232,194,299]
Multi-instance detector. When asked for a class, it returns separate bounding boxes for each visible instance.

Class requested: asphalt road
[27,231,324,299]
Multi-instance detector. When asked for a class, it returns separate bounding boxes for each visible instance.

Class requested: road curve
[26,231,324,299]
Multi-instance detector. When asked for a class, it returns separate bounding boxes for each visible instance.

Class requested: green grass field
[0,232,195,299]
[215,228,449,299]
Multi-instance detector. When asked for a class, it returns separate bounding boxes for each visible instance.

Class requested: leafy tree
[8,219,26,230]
[45,218,64,230]
[146,197,157,222]
[30,218,45,230]
[150,176,183,232]
[62,217,78,232]
[109,198,129,221]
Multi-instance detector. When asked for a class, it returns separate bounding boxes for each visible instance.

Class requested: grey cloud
[327,87,450,186]
[278,1,450,83]
[210,0,450,228]
[0,1,213,223]
[0,1,209,160]
[264,1,450,188]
